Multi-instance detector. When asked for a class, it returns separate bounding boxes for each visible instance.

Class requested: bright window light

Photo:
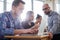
[56,4,60,13]
[0,0,4,2]
[20,0,32,21]
[0,2,3,13]
[6,0,14,11]
[33,1,44,21]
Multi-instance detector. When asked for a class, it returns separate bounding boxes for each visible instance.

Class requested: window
[0,0,4,13]
[0,0,4,1]
[20,0,32,21]
[55,0,60,14]
[33,0,48,33]
[33,0,44,21]
[56,4,59,13]
[6,0,14,11]
[56,4,60,14]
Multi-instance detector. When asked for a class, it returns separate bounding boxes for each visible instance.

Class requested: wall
[55,0,60,14]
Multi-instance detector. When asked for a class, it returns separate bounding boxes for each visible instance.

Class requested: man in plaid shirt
[0,0,38,40]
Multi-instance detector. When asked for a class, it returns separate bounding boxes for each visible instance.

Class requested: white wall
[55,0,60,14]
[38,0,56,35]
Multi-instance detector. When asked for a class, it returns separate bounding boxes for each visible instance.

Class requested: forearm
[31,24,40,29]
[14,29,28,34]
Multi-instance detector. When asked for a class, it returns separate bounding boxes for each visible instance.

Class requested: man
[0,0,38,39]
[43,4,60,40]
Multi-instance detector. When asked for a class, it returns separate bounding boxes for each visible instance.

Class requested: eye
[43,8,48,10]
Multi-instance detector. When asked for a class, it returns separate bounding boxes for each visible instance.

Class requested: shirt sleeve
[0,14,14,35]
[49,13,59,34]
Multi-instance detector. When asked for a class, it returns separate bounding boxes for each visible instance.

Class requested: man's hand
[26,28,38,34]
[31,24,40,29]
[14,29,38,35]
[48,32,53,39]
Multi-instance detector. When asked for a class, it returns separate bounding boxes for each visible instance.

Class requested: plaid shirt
[0,12,22,36]
[48,11,60,35]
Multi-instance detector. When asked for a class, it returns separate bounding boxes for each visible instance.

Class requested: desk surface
[5,35,49,39]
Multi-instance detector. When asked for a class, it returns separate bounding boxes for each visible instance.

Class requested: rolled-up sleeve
[0,14,14,35]
[49,14,59,34]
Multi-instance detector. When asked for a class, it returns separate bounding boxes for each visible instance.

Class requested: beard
[44,11,51,15]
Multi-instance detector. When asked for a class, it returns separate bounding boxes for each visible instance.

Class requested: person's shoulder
[0,11,10,15]
[52,11,60,18]
[0,11,10,19]
[0,12,5,18]
[4,11,11,15]
[52,11,59,16]
[52,11,58,14]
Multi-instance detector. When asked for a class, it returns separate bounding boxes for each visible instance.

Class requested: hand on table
[24,29,38,34]
[31,24,40,29]
[48,32,53,39]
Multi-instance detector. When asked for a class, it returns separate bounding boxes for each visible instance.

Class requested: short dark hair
[36,14,42,19]
[12,0,25,7]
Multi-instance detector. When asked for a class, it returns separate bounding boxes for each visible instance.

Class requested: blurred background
[0,0,60,34]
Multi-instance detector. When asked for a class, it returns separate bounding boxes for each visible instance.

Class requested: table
[5,35,49,40]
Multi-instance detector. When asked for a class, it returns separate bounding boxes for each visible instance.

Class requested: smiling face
[43,4,51,15]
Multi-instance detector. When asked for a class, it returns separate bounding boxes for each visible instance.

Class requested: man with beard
[43,4,60,40]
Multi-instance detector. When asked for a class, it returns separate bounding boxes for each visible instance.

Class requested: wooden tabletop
[5,35,49,39]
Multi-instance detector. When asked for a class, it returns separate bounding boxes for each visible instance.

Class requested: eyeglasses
[43,8,48,10]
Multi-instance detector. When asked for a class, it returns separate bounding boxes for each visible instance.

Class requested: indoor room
[0,0,60,40]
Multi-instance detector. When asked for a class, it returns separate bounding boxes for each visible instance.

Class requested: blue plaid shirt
[0,11,22,36]
[48,11,60,35]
